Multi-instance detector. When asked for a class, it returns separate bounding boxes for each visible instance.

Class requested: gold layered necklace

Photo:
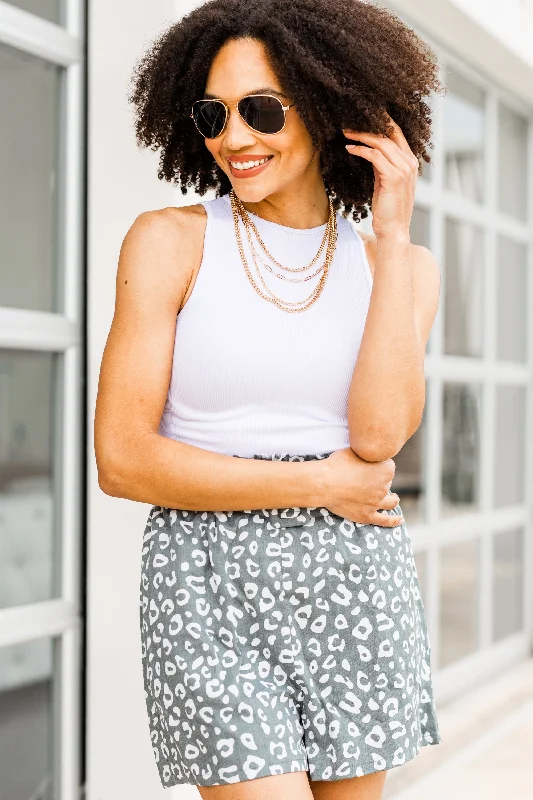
[229,189,338,313]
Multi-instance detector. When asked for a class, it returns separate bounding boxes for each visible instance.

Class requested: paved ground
[383,657,533,799]
[389,699,533,799]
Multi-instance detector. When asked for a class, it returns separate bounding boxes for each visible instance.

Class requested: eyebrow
[203,87,290,100]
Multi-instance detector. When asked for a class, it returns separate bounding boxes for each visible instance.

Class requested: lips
[227,155,274,178]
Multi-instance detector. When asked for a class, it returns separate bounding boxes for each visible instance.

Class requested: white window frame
[0,2,85,799]
[381,38,533,703]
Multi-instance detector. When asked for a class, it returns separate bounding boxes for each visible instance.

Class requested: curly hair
[128,0,443,222]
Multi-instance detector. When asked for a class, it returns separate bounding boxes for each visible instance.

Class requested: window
[0,3,85,799]
[391,51,532,688]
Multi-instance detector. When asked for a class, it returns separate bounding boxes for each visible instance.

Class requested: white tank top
[158,193,373,457]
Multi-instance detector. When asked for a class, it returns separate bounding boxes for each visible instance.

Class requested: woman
[94,0,443,797]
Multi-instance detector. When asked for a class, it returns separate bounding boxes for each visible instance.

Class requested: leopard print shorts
[139,452,441,788]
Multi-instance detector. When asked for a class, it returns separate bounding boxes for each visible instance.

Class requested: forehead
[204,37,288,101]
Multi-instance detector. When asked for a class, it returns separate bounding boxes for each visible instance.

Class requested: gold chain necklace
[232,195,337,311]
[231,189,332,273]
[249,240,326,283]
[234,198,337,311]
[245,222,328,306]
[229,190,338,313]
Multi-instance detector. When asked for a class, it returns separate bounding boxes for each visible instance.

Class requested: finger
[345,134,415,173]
[344,126,418,170]
[379,114,419,165]
[345,144,403,177]
[383,115,416,159]
[378,493,400,510]
[367,510,404,527]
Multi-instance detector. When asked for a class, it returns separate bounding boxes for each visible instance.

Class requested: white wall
[389,0,533,105]
[450,0,533,67]
[86,1,192,798]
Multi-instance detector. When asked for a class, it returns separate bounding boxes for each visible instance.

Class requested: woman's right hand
[317,447,404,526]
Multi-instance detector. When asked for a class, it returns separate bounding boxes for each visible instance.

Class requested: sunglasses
[190,93,295,139]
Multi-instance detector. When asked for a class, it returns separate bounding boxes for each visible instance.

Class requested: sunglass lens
[238,95,286,134]
[192,100,227,138]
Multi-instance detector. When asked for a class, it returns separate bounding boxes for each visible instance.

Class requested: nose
[221,104,257,149]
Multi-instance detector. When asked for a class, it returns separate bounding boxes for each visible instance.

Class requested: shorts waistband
[233,452,334,462]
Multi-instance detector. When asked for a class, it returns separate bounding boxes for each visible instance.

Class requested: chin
[230,184,275,202]
[232,181,283,203]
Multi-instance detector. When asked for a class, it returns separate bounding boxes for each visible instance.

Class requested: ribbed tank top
[158,193,373,457]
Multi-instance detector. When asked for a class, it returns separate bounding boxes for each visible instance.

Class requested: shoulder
[126,201,207,246]
[121,201,208,275]
[357,230,440,290]
[116,202,208,312]
[359,231,440,342]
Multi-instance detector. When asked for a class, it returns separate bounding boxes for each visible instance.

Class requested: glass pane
[391,388,427,524]
[496,237,528,363]
[443,69,485,203]
[439,539,479,667]
[493,386,526,508]
[0,350,59,610]
[410,207,432,353]
[3,0,61,25]
[498,104,529,221]
[420,158,432,183]
[410,206,430,248]
[0,42,61,312]
[444,218,484,357]
[441,383,481,518]
[493,528,524,641]
[0,638,56,800]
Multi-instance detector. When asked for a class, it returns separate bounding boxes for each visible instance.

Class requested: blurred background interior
[0,0,532,798]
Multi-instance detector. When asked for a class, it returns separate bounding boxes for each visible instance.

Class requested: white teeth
[231,157,269,170]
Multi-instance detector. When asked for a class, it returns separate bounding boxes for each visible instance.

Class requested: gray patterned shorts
[139,452,441,788]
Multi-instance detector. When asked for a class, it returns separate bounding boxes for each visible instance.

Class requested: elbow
[95,442,129,498]
[349,427,407,463]
[350,439,402,463]
[96,458,127,497]
[94,415,142,497]
[97,465,125,497]
[95,427,155,499]
[350,409,423,462]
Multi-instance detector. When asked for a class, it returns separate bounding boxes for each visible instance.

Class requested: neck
[235,180,331,230]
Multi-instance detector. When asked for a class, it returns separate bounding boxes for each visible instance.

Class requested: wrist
[376,231,411,247]
[303,457,331,508]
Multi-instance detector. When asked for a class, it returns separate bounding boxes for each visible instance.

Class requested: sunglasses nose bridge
[221,101,258,140]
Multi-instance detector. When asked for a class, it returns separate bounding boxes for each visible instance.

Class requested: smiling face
[201,37,323,205]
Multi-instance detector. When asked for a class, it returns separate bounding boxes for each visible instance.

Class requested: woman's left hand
[343,116,419,242]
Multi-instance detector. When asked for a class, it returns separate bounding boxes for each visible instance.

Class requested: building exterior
[0,0,531,798]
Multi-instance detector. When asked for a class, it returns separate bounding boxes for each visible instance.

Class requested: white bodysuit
[158,193,373,457]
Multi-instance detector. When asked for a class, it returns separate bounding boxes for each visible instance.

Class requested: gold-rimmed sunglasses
[190,93,295,139]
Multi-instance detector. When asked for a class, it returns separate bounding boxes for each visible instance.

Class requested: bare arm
[94,205,325,511]
[347,237,440,462]
[343,118,440,462]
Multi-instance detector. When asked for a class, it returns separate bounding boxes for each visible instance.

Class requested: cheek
[275,129,308,155]
[276,124,316,166]
[279,143,316,171]
[204,140,220,160]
